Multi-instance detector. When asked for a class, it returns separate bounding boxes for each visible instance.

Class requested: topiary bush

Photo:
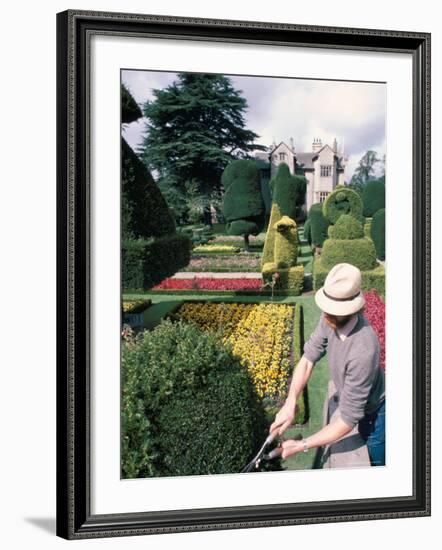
[303,219,312,246]
[371,208,385,260]
[274,215,298,268]
[121,319,269,478]
[222,160,265,250]
[321,238,378,271]
[122,234,192,290]
[323,186,363,225]
[362,178,385,217]
[308,203,330,248]
[328,214,365,240]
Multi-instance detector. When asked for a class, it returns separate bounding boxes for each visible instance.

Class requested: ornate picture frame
[56,9,430,539]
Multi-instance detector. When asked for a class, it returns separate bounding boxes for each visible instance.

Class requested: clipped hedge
[364,217,372,238]
[321,237,378,272]
[293,302,307,424]
[313,257,385,297]
[122,234,192,290]
[308,203,329,248]
[323,186,363,224]
[371,208,386,260]
[362,178,385,217]
[262,264,304,295]
[328,214,365,240]
[121,319,268,478]
[274,216,298,267]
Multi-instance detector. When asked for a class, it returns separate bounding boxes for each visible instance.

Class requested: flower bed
[363,290,385,370]
[122,299,151,314]
[152,277,263,291]
[171,302,294,400]
[192,244,240,254]
[182,254,261,272]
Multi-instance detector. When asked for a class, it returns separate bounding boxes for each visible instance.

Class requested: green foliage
[273,216,298,268]
[371,208,386,260]
[122,234,192,290]
[321,238,378,271]
[262,264,304,295]
[362,178,385,217]
[261,164,305,267]
[121,319,268,478]
[308,203,330,247]
[328,214,365,240]
[323,186,363,224]
[122,138,176,238]
[303,219,312,246]
[364,218,372,237]
[121,83,142,124]
[222,160,265,242]
[313,257,385,297]
[139,73,263,197]
[293,303,307,424]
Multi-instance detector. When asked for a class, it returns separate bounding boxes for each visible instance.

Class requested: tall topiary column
[371,208,385,261]
[362,178,385,217]
[221,159,265,251]
[307,203,330,249]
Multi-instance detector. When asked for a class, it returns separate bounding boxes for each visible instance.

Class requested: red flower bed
[363,290,385,370]
[152,277,263,291]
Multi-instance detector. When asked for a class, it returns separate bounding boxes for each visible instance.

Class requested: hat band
[323,289,361,302]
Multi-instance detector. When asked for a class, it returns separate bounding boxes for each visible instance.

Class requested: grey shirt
[303,312,385,427]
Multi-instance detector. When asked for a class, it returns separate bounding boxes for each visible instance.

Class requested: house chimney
[312,137,322,153]
[333,138,338,153]
[289,137,295,152]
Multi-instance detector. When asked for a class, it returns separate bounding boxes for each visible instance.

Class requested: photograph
[120,69,387,479]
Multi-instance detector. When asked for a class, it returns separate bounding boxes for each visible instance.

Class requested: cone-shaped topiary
[308,203,330,247]
[222,159,265,250]
[303,218,312,246]
[328,214,365,240]
[274,216,298,268]
[362,178,385,217]
[371,208,385,260]
[323,186,364,225]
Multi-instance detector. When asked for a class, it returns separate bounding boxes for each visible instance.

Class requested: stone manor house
[254,137,348,211]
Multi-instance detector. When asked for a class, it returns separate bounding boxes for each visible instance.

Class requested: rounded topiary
[371,208,385,260]
[308,203,330,247]
[328,214,365,240]
[362,178,385,217]
[323,186,363,224]
[321,238,378,271]
[121,319,267,478]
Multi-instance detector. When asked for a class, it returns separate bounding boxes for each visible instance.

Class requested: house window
[320,165,332,177]
[279,152,286,161]
[319,192,329,203]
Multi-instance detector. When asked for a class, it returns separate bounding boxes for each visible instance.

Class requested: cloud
[122,70,386,179]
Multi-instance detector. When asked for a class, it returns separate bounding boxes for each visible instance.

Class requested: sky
[122,69,386,181]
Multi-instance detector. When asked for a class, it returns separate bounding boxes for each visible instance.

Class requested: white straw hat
[315,263,365,316]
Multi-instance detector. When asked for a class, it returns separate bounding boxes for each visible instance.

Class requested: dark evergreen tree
[222,160,265,250]
[362,177,386,217]
[139,73,264,199]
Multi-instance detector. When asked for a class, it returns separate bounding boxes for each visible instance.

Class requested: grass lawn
[123,291,330,471]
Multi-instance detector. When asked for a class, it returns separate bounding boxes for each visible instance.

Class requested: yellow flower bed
[193,244,240,253]
[123,300,150,313]
[173,302,294,399]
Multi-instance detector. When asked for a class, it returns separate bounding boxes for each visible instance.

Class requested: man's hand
[280,439,304,459]
[269,400,296,437]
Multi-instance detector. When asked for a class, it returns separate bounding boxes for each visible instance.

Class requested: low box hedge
[262,264,304,296]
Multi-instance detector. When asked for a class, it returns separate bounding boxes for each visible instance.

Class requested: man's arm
[280,416,353,459]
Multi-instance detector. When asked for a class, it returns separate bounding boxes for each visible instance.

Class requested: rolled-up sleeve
[303,314,328,364]
[339,349,379,428]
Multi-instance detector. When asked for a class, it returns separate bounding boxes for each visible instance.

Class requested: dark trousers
[358,400,386,466]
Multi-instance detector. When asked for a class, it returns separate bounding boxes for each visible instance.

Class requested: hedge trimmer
[241,432,304,473]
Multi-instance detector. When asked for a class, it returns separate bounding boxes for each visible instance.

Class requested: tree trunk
[244,233,250,252]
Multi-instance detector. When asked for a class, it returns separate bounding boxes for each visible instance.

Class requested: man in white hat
[270,262,385,466]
